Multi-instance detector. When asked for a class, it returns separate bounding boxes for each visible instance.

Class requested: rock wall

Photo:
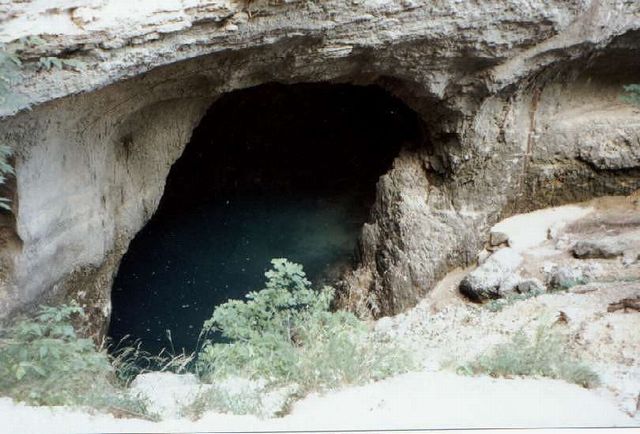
[0,0,639,331]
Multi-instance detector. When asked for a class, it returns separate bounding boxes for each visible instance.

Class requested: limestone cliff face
[0,0,639,332]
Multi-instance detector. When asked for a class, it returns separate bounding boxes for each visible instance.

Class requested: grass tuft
[458,323,599,388]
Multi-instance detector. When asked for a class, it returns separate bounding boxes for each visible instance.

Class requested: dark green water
[109,193,362,354]
[107,83,421,355]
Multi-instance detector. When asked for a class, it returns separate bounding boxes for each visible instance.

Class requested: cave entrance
[107,82,422,354]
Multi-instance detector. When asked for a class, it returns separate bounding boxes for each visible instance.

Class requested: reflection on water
[108,193,362,354]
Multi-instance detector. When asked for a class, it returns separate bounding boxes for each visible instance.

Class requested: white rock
[459,248,523,301]
[490,247,524,270]
[548,221,567,240]
[499,273,522,294]
[622,250,640,266]
[130,372,204,419]
[489,230,509,246]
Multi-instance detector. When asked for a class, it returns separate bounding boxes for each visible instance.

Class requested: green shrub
[484,289,544,312]
[458,323,599,388]
[196,259,413,406]
[0,302,153,418]
[551,276,586,291]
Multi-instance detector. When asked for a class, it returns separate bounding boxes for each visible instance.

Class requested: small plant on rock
[484,288,545,312]
[0,44,20,210]
[458,322,599,388]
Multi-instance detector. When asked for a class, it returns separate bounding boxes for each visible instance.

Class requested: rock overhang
[0,0,639,334]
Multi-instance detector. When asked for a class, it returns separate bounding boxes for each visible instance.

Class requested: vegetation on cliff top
[0,259,414,418]
[189,258,414,417]
[458,322,600,389]
[0,302,154,418]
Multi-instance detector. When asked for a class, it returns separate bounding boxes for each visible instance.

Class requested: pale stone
[0,0,639,330]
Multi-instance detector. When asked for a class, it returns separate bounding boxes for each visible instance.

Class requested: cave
[107,83,422,354]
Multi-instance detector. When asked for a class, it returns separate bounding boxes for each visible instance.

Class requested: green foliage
[458,323,599,388]
[196,259,413,408]
[0,44,21,211]
[0,302,153,418]
[201,258,329,346]
[484,288,544,312]
[621,84,640,107]
[0,48,22,112]
[551,276,586,291]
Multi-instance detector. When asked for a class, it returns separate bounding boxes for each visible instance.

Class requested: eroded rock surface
[386,194,640,419]
[0,1,639,332]
[459,193,640,302]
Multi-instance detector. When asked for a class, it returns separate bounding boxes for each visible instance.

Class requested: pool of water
[108,192,363,355]
[107,83,421,356]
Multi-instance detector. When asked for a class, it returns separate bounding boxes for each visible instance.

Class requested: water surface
[109,193,362,354]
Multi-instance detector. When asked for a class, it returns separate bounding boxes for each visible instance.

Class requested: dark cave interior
[107,82,423,354]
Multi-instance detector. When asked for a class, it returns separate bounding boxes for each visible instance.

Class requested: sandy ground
[1,194,639,433]
[491,204,593,252]
[0,371,634,434]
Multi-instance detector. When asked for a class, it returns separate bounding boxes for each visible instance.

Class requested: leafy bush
[458,323,599,388]
[0,302,153,418]
[196,259,413,406]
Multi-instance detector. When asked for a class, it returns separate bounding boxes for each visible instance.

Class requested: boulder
[572,232,640,260]
[572,239,625,259]
[130,372,203,419]
[459,248,523,302]
[515,278,546,294]
[489,231,509,247]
